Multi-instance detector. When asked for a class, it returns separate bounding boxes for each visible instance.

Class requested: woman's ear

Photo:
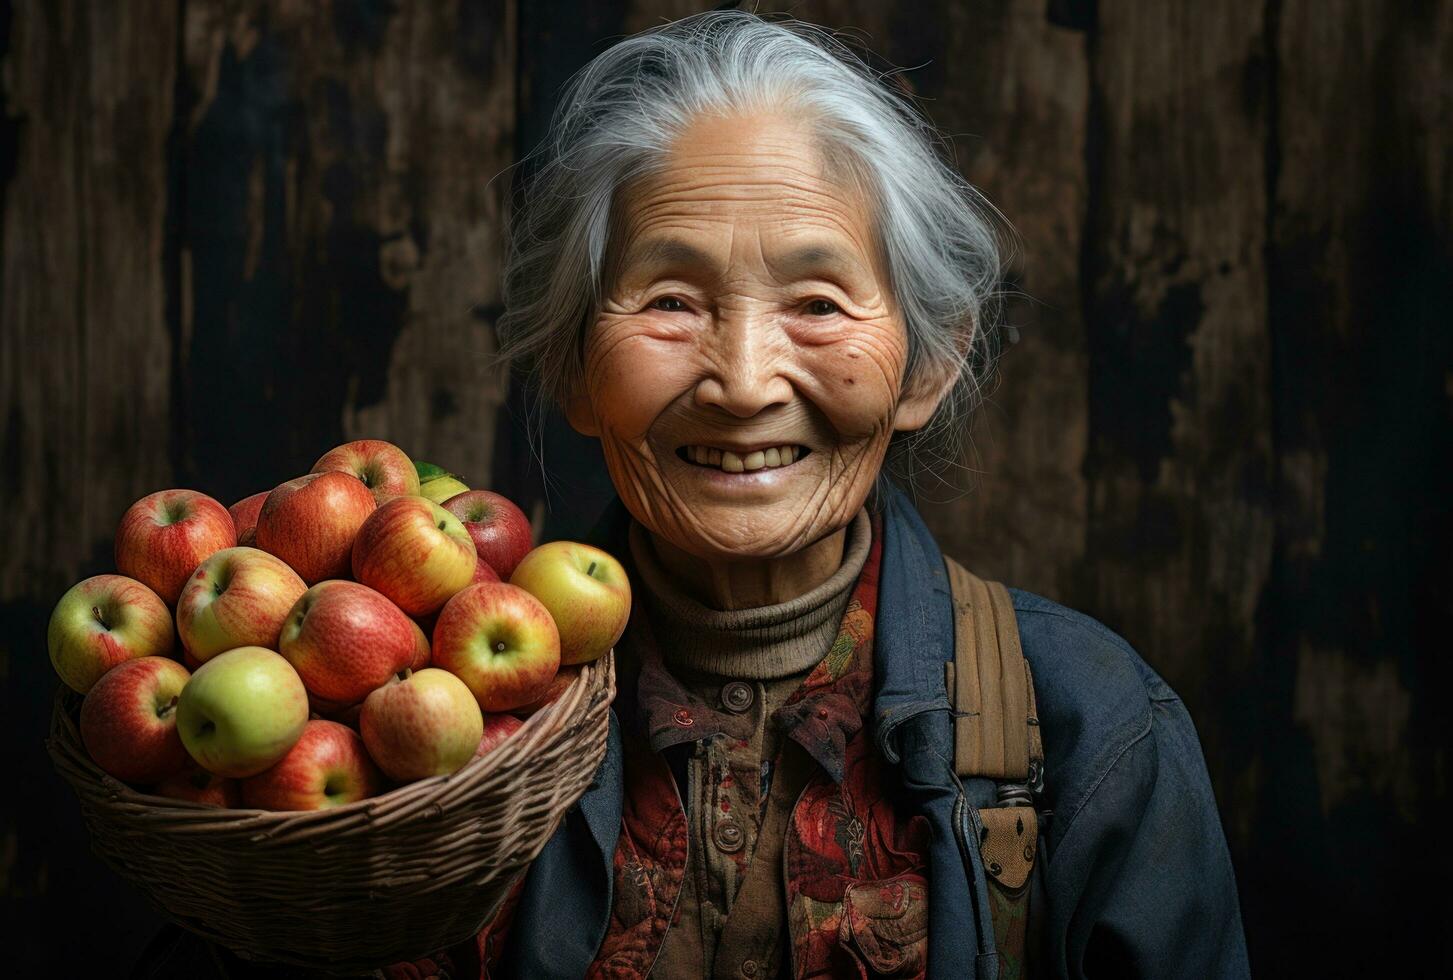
[893,359,959,433]
[565,386,600,437]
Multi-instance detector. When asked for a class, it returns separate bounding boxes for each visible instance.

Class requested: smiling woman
[135,9,1249,979]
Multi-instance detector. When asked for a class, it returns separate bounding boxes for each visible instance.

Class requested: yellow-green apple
[442,490,534,580]
[475,713,524,759]
[227,492,268,540]
[419,474,470,504]
[431,582,560,712]
[408,618,431,672]
[255,472,377,584]
[311,439,420,504]
[509,541,631,666]
[360,668,483,780]
[176,646,309,778]
[278,580,416,703]
[154,764,240,807]
[115,489,237,604]
[512,664,582,717]
[175,547,307,662]
[351,496,476,616]
[240,719,382,810]
[79,656,192,783]
[48,574,175,693]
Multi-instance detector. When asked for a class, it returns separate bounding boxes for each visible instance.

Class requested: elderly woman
[138,10,1247,980]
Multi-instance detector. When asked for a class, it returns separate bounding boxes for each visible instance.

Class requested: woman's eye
[805,298,841,317]
[649,296,688,312]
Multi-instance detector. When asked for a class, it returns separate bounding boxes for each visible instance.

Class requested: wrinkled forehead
[603,113,884,288]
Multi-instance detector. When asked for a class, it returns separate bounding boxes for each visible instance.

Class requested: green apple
[419,475,471,505]
[176,646,309,777]
[509,541,632,665]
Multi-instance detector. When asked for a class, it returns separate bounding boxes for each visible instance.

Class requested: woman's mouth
[675,444,810,473]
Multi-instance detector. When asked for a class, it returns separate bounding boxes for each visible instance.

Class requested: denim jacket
[498,480,1251,979]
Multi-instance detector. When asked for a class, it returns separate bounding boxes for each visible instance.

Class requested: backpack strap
[942,555,1043,787]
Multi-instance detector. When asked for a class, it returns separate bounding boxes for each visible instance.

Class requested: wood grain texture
[174,0,515,501]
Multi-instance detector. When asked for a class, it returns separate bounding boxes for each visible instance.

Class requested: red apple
[351,496,476,616]
[512,664,582,717]
[255,472,377,584]
[311,439,421,504]
[278,580,416,703]
[475,713,524,758]
[432,582,560,713]
[442,490,534,580]
[175,547,307,662]
[79,656,192,783]
[509,541,631,666]
[360,668,483,781]
[154,764,241,807]
[228,491,269,540]
[240,719,382,810]
[115,489,236,604]
[472,555,500,584]
[48,574,175,693]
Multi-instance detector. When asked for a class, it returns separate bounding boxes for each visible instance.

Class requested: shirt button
[721,681,754,713]
[740,960,758,977]
[714,818,744,853]
[673,708,693,727]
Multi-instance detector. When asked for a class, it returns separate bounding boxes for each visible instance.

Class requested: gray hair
[493,8,1014,498]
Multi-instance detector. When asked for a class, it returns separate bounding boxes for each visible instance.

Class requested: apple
[79,656,192,783]
[442,490,534,580]
[408,618,431,672]
[278,580,416,703]
[509,541,631,666]
[432,582,560,713]
[175,547,307,662]
[115,489,236,604]
[475,712,524,759]
[360,668,483,781]
[419,474,470,504]
[472,555,501,584]
[240,719,382,810]
[311,439,421,504]
[512,664,582,717]
[176,646,309,778]
[255,472,377,584]
[228,491,269,540]
[48,574,175,693]
[154,764,240,807]
[351,496,476,616]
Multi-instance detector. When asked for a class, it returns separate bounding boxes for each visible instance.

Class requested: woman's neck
[644,524,848,610]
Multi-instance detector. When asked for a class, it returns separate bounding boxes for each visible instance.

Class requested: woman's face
[568,110,950,563]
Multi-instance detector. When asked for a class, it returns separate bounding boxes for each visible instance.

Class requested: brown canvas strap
[942,557,1042,782]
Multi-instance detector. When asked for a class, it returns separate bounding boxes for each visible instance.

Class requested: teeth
[684,445,803,472]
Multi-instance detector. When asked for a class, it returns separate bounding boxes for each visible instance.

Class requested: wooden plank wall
[3,1,1448,974]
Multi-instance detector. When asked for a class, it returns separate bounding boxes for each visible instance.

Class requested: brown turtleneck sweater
[627,508,872,977]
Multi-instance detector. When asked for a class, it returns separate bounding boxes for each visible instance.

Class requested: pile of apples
[48,439,630,811]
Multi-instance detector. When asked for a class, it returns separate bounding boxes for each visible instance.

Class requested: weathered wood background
[3,0,1448,974]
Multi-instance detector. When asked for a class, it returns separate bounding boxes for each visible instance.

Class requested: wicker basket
[47,651,616,974]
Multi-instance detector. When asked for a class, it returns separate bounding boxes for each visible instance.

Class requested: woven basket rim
[47,650,615,829]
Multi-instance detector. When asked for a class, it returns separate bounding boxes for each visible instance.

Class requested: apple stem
[91,605,109,630]
[586,560,598,577]
[397,668,413,682]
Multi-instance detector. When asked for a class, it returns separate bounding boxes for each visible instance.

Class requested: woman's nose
[692,312,794,418]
